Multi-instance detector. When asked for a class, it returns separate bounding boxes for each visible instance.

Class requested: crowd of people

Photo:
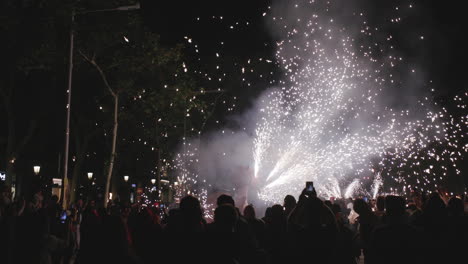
[0,182,466,264]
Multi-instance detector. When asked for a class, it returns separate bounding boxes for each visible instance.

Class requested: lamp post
[124,175,129,182]
[62,3,140,208]
[33,166,41,176]
[86,172,93,200]
[151,178,156,185]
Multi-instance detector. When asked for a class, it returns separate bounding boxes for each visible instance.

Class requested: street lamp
[87,172,93,180]
[33,166,41,175]
[124,175,129,182]
[151,178,156,185]
[62,3,140,208]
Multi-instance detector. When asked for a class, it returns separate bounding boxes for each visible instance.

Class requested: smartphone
[60,211,67,223]
[306,181,314,192]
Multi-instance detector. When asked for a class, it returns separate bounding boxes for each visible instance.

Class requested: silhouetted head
[304,196,326,226]
[270,204,286,228]
[420,193,448,226]
[331,203,342,215]
[447,197,464,217]
[271,204,284,218]
[264,207,272,218]
[30,192,43,211]
[180,195,202,220]
[353,198,371,216]
[376,196,385,211]
[424,192,446,215]
[243,204,256,219]
[283,195,297,209]
[214,204,238,230]
[50,195,59,204]
[217,194,235,207]
[385,195,406,218]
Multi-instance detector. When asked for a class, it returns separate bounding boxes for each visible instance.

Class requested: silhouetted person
[332,203,358,264]
[133,207,162,264]
[369,195,422,264]
[215,194,257,263]
[243,204,266,248]
[353,198,377,263]
[78,200,103,264]
[374,196,385,221]
[445,197,467,263]
[100,212,136,264]
[162,196,206,264]
[289,189,338,264]
[264,204,287,264]
[178,195,205,232]
[421,192,448,259]
[283,195,296,218]
[205,204,244,263]
[262,207,272,226]
[16,191,49,263]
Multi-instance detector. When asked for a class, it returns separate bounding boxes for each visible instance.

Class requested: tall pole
[156,123,161,200]
[62,12,74,208]
[60,5,139,208]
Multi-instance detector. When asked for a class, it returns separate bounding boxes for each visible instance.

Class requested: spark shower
[175,0,466,205]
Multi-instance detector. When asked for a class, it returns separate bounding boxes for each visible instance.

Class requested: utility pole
[61,3,140,209]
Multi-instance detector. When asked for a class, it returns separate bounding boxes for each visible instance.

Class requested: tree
[76,7,207,205]
[0,0,70,194]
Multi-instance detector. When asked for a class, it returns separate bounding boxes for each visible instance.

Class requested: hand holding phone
[304,181,316,197]
[60,211,67,223]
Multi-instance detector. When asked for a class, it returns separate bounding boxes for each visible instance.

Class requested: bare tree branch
[78,50,116,97]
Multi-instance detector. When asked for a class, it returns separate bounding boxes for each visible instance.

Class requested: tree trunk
[104,94,118,207]
[1,73,36,197]
[79,51,119,208]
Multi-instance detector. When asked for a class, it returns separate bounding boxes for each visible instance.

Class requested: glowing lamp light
[151,179,156,185]
[87,172,93,180]
[33,166,41,175]
[124,175,129,182]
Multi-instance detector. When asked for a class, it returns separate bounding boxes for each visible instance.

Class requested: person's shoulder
[254,218,265,225]
[237,216,249,226]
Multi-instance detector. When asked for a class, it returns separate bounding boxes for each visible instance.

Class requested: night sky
[1,0,466,189]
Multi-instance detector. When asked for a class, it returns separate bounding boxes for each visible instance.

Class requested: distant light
[124,175,129,182]
[33,166,41,175]
[53,178,62,186]
[151,178,156,185]
[124,36,129,42]
[87,172,93,180]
